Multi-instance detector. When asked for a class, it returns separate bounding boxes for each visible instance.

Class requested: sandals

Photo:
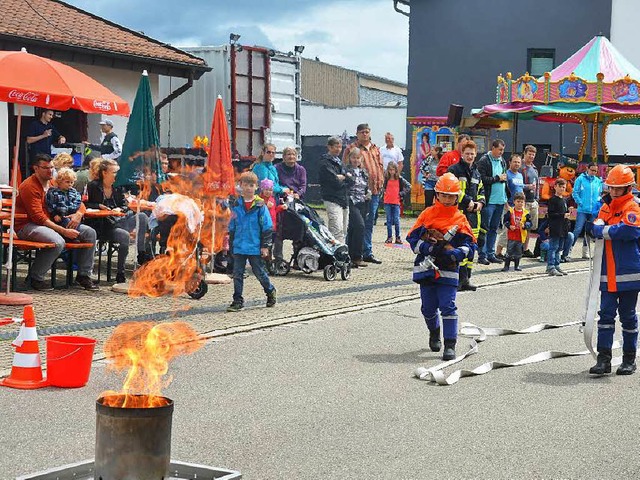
[385,237,393,244]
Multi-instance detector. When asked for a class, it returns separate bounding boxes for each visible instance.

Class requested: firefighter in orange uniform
[589,164,640,376]
[406,173,477,361]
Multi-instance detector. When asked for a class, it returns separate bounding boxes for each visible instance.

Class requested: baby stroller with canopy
[273,198,351,281]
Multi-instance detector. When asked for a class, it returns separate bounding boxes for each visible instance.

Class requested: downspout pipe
[394,0,410,17]
[155,71,194,134]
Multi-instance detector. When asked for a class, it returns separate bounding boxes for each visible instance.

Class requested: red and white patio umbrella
[0,48,130,303]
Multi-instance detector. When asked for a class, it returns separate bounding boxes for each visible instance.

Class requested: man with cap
[85,118,122,161]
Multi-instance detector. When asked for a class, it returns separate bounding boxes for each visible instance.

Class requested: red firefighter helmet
[605,164,635,188]
[434,172,461,195]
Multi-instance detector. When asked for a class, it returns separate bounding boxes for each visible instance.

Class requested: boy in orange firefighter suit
[406,173,477,361]
[589,164,640,375]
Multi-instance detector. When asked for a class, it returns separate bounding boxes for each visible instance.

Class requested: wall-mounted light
[294,45,305,55]
[229,33,241,45]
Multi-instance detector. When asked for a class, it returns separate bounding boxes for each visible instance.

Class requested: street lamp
[294,45,305,55]
[229,33,241,45]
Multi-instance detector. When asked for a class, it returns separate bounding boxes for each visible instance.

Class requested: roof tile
[1,0,206,68]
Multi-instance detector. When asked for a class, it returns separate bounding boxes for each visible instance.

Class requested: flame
[100,321,204,408]
[128,164,231,298]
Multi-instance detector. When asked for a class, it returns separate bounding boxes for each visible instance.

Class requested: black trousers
[347,200,368,261]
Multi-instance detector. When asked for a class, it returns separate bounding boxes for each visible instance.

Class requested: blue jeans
[572,212,595,246]
[384,204,401,238]
[363,193,380,257]
[232,254,274,304]
[480,203,504,259]
[547,236,563,269]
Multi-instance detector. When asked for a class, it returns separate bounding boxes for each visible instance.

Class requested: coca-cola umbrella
[0,48,130,304]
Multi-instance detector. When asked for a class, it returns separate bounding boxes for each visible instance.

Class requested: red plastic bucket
[45,335,97,388]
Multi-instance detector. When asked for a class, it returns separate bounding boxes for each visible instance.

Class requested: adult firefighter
[406,173,477,361]
[589,164,640,376]
[448,140,485,291]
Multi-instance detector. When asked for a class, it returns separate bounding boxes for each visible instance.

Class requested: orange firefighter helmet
[605,164,635,188]
[434,172,461,195]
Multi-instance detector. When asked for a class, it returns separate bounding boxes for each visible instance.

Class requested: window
[527,48,555,77]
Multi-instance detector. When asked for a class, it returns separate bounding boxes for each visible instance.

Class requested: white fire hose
[415,237,620,386]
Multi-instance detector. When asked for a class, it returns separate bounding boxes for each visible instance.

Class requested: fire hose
[415,238,619,385]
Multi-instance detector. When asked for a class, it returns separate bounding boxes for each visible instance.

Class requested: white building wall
[60,63,159,148]
[301,104,407,148]
[608,0,640,157]
[0,103,8,184]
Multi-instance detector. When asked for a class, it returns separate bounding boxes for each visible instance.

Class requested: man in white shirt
[380,132,403,172]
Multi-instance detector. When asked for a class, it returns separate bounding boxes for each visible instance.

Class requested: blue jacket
[572,173,603,214]
[592,193,640,293]
[228,196,273,255]
[252,161,285,195]
[406,226,475,287]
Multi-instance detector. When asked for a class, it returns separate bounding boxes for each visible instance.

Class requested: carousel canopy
[472,35,640,125]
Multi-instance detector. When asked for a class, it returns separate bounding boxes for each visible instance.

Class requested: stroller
[273,198,351,281]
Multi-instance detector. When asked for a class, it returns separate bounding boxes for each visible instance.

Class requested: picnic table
[84,209,126,218]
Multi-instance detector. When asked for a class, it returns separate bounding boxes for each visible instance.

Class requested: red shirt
[507,209,524,241]
[436,150,461,176]
[383,179,401,205]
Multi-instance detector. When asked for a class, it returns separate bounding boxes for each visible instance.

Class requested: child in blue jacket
[227,171,276,312]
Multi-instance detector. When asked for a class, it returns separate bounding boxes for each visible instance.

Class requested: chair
[96,239,119,282]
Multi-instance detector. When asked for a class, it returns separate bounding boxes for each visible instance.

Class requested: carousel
[473,35,640,164]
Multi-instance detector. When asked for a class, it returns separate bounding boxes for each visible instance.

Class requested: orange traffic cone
[0,305,48,389]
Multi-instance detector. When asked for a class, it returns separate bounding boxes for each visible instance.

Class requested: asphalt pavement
[1,271,638,479]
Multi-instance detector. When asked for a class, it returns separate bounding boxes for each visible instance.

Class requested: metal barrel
[95,395,174,480]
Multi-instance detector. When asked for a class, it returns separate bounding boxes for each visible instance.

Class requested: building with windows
[397,0,640,160]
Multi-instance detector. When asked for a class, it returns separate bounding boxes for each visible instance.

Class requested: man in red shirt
[436,134,471,177]
[15,154,98,291]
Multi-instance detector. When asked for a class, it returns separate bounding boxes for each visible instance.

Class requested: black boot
[616,351,637,375]
[514,258,522,271]
[589,349,612,375]
[428,327,441,352]
[442,339,456,361]
[458,266,477,291]
[501,259,511,272]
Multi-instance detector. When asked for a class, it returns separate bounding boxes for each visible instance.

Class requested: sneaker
[556,267,568,276]
[394,238,403,245]
[501,266,509,272]
[30,279,53,291]
[548,268,563,276]
[495,253,506,261]
[226,301,244,312]
[488,256,502,264]
[115,272,126,284]
[75,275,99,291]
[514,266,523,271]
[266,288,277,307]
[478,257,490,265]
[384,237,393,244]
[363,255,382,264]
[351,259,368,268]
[522,250,535,258]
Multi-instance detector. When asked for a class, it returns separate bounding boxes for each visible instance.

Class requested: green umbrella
[115,70,164,187]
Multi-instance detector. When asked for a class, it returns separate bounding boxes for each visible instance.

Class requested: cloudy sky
[65,0,409,83]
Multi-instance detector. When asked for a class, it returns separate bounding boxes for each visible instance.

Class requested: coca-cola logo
[93,100,112,111]
[8,89,39,103]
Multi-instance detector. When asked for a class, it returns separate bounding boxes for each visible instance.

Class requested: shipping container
[159,45,301,161]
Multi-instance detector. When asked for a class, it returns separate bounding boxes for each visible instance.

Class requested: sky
[65,0,410,83]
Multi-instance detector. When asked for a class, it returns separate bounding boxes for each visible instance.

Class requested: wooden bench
[2,232,56,290]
